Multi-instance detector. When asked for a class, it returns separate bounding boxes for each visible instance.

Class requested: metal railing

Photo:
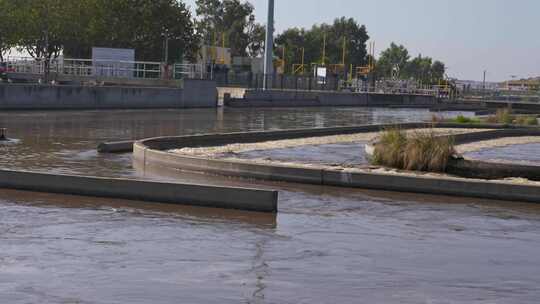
[173,63,205,79]
[4,56,204,80]
[211,72,442,96]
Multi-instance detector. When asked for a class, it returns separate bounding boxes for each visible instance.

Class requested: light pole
[162,28,170,64]
[263,0,275,90]
[162,28,170,80]
[482,70,487,99]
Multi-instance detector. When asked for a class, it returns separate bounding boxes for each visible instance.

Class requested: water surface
[2,107,540,304]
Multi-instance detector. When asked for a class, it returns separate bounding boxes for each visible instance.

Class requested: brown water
[228,142,369,166]
[2,108,540,304]
[465,143,540,166]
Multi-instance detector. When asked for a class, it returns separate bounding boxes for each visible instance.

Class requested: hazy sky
[185,0,540,81]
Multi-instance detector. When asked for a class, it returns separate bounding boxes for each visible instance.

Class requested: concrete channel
[132,123,540,204]
[0,169,278,213]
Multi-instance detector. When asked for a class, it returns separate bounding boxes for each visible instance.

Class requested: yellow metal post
[371,41,376,70]
[322,33,326,66]
[342,36,346,66]
[301,47,305,72]
[212,32,217,62]
[282,46,286,74]
[220,32,226,64]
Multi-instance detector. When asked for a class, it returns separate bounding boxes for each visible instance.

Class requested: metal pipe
[263,0,275,90]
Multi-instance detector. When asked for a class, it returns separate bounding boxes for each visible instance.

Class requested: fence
[212,71,444,96]
[213,72,342,91]
[5,57,204,80]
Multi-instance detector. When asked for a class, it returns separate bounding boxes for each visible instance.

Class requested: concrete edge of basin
[133,124,540,204]
[0,169,278,213]
[100,122,519,153]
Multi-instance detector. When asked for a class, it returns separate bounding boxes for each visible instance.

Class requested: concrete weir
[133,123,540,204]
[0,169,278,213]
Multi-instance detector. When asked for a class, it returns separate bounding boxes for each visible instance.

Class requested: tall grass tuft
[487,108,513,124]
[371,128,456,172]
[515,115,539,126]
[371,127,407,169]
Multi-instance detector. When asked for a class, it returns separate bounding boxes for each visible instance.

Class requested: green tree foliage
[195,0,264,57]
[0,0,18,61]
[275,17,370,73]
[375,42,410,78]
[431,60,446,81]
[66,0,199,62]
[377,43,446,83]
[10,0,75,61]
[6,0,199,62]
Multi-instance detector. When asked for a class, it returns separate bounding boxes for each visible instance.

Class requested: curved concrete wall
[133,123,540,204]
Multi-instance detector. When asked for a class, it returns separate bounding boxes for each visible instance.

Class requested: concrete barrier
[226,89,436,108]
[322,170,540,203]
[0,80,217,110]
[133,124,540,204]
[97,141,134,153]
[485,100,540,112]
[0,169,278,213]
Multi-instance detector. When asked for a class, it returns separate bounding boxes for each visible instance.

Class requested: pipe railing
[5,56,204,80]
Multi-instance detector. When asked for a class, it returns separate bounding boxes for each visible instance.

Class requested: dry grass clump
[485,108,538,126]
[486,108,513,124]
[371,127,456,172]
[515,115,539,126]
[431,114,444,123]
[371,127,407,168]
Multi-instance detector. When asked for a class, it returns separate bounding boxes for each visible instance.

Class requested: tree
[404,54,432,82]
[11,0,68,60]
[376,43,410,79]
[275,17,370,74]
[431,60,446,82]
[63,0,199,62]
[195,0,263,57]
[5,0,198,63]
[0,0,18,61]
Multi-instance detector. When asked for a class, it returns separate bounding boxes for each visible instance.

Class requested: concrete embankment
[0,79,217,110]
[0,169,278,213]
[133,123,540,204]
[485,100,540,113]
[225,89,437,108]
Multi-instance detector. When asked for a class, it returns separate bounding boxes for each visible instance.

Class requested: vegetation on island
[441,109,539,126]
[370,127,456,173]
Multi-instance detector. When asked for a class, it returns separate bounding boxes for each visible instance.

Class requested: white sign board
[316,67,327,78]
[92,47,135,78]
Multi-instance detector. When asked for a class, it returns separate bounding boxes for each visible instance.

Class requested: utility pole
[163,28,169,64]
[263,0,275,90]
[482,70,487,99]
